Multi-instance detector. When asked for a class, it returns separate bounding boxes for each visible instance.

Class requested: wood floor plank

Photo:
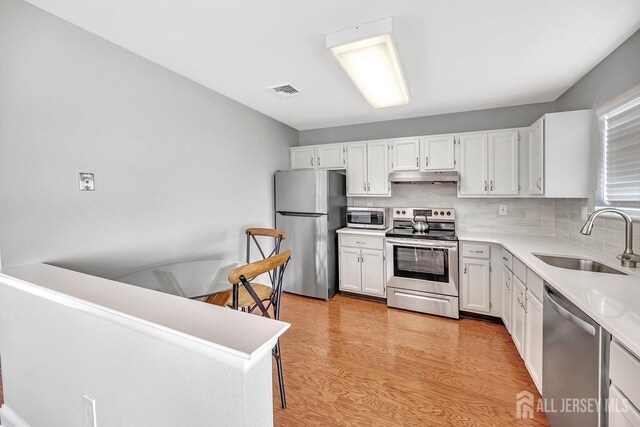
[273,293,549,426]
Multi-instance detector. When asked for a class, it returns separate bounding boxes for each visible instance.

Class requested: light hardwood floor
[0,294,548,426]
[272,293,549,426]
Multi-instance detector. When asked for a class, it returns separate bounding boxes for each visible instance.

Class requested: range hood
[388,171,459,184]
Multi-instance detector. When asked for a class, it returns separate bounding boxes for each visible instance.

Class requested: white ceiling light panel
[326,17,410,109]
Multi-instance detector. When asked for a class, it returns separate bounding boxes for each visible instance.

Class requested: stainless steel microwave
[346,207,390,229]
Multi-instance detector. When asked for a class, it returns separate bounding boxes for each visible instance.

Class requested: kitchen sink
[534,254,628,275]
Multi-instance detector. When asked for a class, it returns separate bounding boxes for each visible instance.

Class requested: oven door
[386,238,459,296]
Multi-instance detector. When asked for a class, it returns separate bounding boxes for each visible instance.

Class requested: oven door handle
[386,239,457,250]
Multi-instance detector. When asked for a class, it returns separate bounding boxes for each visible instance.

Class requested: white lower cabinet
[501,266,513,333]
[460,257,491,314]
[511,276,526,357]
[609,386,640,427]
[338,233,386,297]
[524,290,543,392]
[360,249,385,296]
[339,247,361,292]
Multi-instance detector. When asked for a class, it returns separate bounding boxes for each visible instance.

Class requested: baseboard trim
[460,310,504,325]
[0,405,30,427]
[339,291,386,303]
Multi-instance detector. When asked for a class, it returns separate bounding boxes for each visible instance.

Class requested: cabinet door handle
[318,157,321,166]
[484,180,488,192]
[416,157,419,167]
[363,183,367,191]
[311,157,314,166]
[464,265,468,274]
[536,177,542,190]
[490,180,494,191]
[503,257,508,262]
[356,241,366,245]
[361,254,364,263]
[367,183,371,191]
[425,156,429,167]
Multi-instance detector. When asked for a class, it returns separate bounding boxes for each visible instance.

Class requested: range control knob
[440,211,445,216]
[396,210,400,215]
[434,211,439,215]
[402,210,406,215]
[446,211,451,216]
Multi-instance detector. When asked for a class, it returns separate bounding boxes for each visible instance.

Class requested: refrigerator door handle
[278,211,324,217]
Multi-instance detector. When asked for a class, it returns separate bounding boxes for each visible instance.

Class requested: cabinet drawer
[526,268,544,301]
[340,234,384,250]
[513,257,527,283]
[462,243,490,259]
[502,249,513,271]
[609,385,640,427]
[611,340,640,410]
[387,287,459,319]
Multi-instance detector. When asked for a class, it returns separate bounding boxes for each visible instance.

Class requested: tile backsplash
[350,184,555,235]
[554,198,640,260]
[351,185,637,260]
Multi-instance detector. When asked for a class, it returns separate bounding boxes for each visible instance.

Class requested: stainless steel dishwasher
[543,284,610,427]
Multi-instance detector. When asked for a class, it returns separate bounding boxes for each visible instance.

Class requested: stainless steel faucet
[580,208,640,268]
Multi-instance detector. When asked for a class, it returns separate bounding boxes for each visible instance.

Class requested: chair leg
[273,340,286,409]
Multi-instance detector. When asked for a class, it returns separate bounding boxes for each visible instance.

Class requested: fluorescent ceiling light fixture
[326,17,410,109]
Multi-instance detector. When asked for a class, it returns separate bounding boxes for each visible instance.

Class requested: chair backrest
[228,250,291,319]
[245,227,287,264]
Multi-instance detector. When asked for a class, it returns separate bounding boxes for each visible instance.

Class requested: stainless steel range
[385,207,459,319]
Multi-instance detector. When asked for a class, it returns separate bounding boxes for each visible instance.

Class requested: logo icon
[516,391,535,419]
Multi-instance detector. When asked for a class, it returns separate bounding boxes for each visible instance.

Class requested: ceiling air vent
[267,83,301,98]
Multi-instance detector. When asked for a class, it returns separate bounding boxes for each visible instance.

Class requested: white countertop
[0,263,290,360]
[337,227,391,236]
[458,232,640,356]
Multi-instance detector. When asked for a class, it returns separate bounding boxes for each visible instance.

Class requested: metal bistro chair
[227,249,291,409]
[245,227,287,282]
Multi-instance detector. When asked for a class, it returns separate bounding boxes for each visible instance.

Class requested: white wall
[0,268,277,426]
[0,0,298,279]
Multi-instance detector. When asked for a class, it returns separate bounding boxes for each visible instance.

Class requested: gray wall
[553,28,640,257]
[0,0,298,279]
[300,102,555,145]
[555,29,640,112]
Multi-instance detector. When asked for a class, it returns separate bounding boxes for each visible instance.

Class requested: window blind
[603,96,640,211]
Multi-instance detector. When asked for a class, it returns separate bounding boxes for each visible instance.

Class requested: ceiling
[24,0,640,130]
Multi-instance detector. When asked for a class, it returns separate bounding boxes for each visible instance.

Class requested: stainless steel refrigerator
[275,170,346,300]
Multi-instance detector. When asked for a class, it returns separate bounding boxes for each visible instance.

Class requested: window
[598,88,640,214]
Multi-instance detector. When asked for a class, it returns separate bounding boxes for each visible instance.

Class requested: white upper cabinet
[421,135,455,170]
[458,133,489,196]
[290,146,316,169]
[528,117,544,195]
[391,137,420,171]
[488,130,519,195]
[458,130,519,197]
[366,140,391,196]
[346,142,368,196]
[291,144,345,170]
[346,141,391,197]
[527,110,591,198]
[316,143,346,169]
